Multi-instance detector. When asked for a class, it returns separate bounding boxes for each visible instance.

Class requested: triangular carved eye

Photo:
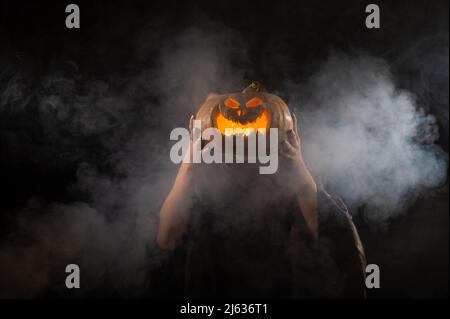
[224,98,240,109]
[246,97,263,108]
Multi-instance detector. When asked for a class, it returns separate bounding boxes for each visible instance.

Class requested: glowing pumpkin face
[215,94,271,135]
[195,81,293,141]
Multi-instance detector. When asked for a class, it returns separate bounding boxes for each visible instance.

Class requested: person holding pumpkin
[157,83,366,298]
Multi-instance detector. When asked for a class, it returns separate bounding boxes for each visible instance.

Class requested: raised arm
[279,113,319,240]
[157,116,197,250]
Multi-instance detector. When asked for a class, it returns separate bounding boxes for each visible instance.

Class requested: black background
[0,0,448,298]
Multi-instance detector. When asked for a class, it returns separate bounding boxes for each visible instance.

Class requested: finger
[286,130,299,148]
[291,112,301,144]
[281,139,297,154]
[189,115,194,135]
[291,112,298,134]
[280,149,296,160]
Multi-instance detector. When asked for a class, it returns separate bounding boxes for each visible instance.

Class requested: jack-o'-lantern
[195,81,293,141]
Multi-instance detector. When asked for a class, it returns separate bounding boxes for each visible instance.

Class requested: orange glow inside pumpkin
[224,98,240,109]
[245,97,264,108]
[214,110,270,136]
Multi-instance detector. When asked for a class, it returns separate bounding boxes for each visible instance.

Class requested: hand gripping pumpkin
[195,81,294,141]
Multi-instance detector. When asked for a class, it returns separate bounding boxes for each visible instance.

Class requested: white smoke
[289,54,448,224]
[0,26,447,297]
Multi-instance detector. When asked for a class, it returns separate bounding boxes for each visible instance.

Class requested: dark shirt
[183,164,366,298]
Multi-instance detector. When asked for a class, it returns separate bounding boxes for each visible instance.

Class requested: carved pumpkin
[195,81,293,141]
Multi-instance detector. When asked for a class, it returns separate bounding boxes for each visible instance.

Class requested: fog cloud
[0,22,447,296]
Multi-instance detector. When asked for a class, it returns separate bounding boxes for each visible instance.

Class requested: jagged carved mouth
[214,109,270,136]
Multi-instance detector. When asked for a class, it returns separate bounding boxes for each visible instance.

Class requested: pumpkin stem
[242,81,265,93]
